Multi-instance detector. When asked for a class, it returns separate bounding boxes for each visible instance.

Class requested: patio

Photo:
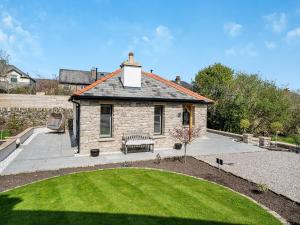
[0,127,264,175]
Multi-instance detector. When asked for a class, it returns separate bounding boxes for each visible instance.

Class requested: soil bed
[0,156,299,225]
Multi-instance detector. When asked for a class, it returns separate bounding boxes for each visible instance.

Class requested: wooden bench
[122,133,154,154]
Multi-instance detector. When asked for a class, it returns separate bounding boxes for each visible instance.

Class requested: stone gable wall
[79,100,207,154]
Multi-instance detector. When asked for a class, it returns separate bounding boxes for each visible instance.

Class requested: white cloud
[224,22,243,37]
[2,14,13,28]
[155,25,173,40]
[263,13,287,33]
[0,29,8,42]
[142,36,150,43]
[123,25,174,57]
[265,41,277,49]
[286,27,300,43]
[225,43,257,57]
[0,12,41,61]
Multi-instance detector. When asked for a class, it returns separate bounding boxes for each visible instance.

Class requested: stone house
[59,68,109,93]
[69,53,213,155]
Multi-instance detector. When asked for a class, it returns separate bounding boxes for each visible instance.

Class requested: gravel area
[197,151,300,203]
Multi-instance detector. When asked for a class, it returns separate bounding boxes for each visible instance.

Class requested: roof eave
[70,95,212,104]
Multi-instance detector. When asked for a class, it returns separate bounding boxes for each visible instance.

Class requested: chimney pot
[175,75,181,84]
[128,52,134,63]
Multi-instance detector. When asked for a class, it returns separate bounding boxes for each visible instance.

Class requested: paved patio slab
[197,151,300,203]
[0,128,264,175]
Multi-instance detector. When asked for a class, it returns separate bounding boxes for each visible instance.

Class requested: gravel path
[197,151,300,203]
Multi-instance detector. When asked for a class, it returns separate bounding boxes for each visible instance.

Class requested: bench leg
[125,146,127,155]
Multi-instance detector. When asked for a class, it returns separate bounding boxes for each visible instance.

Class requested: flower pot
[174,143,182,150]
[90,149,100,157]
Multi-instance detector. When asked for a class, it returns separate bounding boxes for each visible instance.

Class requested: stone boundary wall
[0,107,73,128]
[208,128,299,152]
[207,128,243,141]
[0,94,72,109]
[0,94,73,128]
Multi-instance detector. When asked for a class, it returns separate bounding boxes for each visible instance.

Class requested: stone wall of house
[0,94,73,128]
[79,99,207,154]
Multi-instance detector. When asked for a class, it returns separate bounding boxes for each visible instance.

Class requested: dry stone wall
[0,94,73,128]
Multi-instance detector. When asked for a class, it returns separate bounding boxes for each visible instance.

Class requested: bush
[256,183,268,193]
[240,119,250,133]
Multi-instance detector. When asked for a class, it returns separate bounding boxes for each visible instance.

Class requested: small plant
[155,153,161,164]
[256,183,268,193]
[169,126,201,163]
[270,121,283,150]
[240,119,251,133]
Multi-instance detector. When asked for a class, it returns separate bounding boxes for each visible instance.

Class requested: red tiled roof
[73,69,214,103]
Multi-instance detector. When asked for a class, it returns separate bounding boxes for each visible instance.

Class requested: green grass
[0,168,282,225]
[0,130,11,140]
[272,135,299,145]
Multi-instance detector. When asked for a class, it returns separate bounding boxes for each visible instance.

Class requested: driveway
[197,151,300,203]
[1,129,263,175]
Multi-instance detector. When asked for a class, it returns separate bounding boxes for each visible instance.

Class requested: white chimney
[120,52,142,88]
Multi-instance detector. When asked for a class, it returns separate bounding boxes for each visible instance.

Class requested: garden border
[0,165,288,225]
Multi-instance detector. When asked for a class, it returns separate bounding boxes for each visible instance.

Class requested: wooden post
[184,104,193,142]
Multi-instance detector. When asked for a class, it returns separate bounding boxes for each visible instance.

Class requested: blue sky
[0,0,299,90]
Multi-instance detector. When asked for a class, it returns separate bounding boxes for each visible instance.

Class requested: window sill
[98,137,115,142]
[153,135,166,139]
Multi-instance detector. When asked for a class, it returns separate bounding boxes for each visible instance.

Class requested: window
[10,76,17,83]
[100,105,112,137]
[182,107,190,126]
[154,105,163,135]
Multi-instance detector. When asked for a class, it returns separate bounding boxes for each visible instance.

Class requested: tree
[169,126,201,163]
[193,63,235,131]
[270,121,283,149]
[0,50,10,93]
[240,119,250,133]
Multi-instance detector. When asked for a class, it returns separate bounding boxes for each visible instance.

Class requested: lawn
[0,130,11,140]
[272,135,300,145]
[0,168,282,225]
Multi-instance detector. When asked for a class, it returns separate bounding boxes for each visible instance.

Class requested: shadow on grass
[0,194,245,225]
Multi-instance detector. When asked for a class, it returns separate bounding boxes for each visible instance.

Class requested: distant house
[172,76,193,90]
[69,53,213,155]
[59,68,109,92]
[0,65,36,93]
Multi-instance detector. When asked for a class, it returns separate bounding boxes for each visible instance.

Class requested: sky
[0,0,299,90]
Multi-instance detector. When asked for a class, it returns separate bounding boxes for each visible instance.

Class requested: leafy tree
[193,64,293,136]
[0,50,10,93]
[240,119,251,133]
[194,63,235,131]
[194,63,234,100]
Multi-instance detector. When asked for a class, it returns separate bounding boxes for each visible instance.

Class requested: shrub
[256,183,268,193]
[240,119,251,133]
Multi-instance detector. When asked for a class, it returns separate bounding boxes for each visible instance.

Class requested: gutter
[70,95,214,105]
[69,97,80,153]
